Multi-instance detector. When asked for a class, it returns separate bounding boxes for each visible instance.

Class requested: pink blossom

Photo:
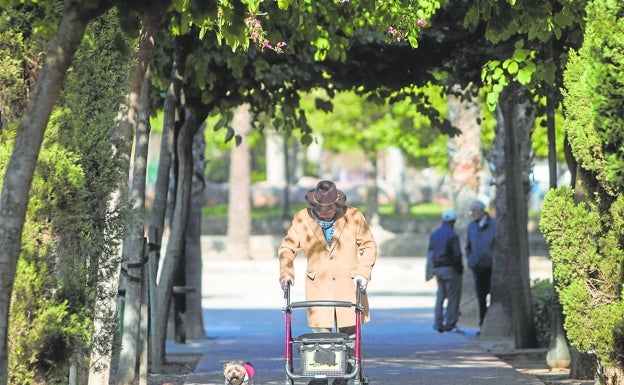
[273,41,287,53]
[246,14,287,53]
[387,26,404,41]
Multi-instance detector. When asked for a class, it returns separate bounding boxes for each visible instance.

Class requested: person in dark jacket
[465,199,496,332]
[428,209,463,333]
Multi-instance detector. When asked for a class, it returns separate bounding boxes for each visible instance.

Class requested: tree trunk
[226,104,252,260]
[569,348,596,380]
[117,67,152,384]
[282,136,292,220]
[388,147,410,216]
[598,366,624,385]
[147,34,188,371]
[117,17,157,384]
[482,92,514,340]
[179,121,207,341]
[150,34,188,238]
[152,102,208,365]
[0,3,110,384]
[483,82,537,348]
[447,88,484,207]
[364,155,379,225]
[446,86,484,328]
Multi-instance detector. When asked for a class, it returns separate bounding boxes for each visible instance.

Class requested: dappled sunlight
[184,256,548,385]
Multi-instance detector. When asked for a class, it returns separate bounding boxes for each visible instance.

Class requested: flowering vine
[388,18,428,42]
[246,16,287,53]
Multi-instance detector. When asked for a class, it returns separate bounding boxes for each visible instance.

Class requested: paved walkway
[170,256,551,385]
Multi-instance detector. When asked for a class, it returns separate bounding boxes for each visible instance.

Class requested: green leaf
[536,61,556,84]
[486,92,498,108]
[517,66,533,85]
[513,49,528,61]
[463,5,479,27]
[554,10,573,28]
[487,60,500,70]
[491,67,504,80]
[314,50,327,61]
[225,127,235,142]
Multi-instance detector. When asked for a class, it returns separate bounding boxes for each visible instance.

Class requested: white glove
[354,275,368,291]
[280,276,294,290]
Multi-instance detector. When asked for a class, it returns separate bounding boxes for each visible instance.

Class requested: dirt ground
[146,354,202,385]
[146,351,596,385]
[496,350,594,385]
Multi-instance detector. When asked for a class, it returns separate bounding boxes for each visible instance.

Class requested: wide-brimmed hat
[305,180,347,212]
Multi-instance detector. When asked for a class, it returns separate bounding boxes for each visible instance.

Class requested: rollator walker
[282,281,369,385]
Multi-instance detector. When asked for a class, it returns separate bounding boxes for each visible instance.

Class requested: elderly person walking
[278,180,377,335]
[428,209,463,333]
[466,199,496,333]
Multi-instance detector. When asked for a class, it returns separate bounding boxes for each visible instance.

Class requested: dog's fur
[223,360,254,385]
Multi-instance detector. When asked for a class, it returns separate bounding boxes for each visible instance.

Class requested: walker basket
[298,332,349,376]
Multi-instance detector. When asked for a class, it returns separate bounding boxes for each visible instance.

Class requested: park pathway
[172,255,553,385]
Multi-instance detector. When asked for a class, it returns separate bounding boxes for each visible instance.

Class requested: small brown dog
[223,360,255,385]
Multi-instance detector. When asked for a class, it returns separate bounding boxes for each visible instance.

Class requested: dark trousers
[473,268,492,326]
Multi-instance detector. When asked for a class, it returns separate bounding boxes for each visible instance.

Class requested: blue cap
[442,210,457,222]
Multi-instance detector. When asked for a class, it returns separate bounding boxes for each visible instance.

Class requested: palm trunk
[226,104,252,260]
[446,86,484,327]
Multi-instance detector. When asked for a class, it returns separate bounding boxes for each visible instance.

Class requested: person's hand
[280,276,294,290]
[353,275,368,291]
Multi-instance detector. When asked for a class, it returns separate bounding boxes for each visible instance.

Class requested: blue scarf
[312,211,336,246]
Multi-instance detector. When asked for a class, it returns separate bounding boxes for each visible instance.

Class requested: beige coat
[278,207,377,328]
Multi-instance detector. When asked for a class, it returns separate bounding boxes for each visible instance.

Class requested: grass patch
[203,202,450,220]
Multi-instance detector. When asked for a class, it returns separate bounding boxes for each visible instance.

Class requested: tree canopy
[3,0,620,383]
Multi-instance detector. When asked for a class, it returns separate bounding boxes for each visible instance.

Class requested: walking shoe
[441,323,457,332]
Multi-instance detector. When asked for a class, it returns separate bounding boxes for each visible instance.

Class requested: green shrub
[541,1,624,379]
[531,278,553,348]
[3,8,130,383]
